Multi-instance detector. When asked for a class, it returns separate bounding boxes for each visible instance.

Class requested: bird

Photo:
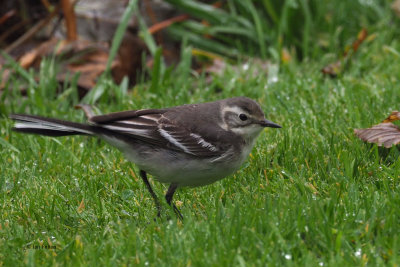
[10,97,281,219]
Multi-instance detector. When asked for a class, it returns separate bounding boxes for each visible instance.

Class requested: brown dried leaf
[382,111,400,123]
[351,28,368,54]
[148,14,189,34]
[3,31,145,94]
[77,199,85,213]
[392,0,400,17]
[18,38,67,69]
[355,111,400,148]
[322,28,368,77]
[58,46,117,91]
[321,60,341,78]
[281,47,292,64]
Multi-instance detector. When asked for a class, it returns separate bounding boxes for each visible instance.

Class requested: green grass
[164,0,392,60]
[2,7,400,267]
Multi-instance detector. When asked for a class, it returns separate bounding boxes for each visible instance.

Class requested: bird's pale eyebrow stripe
[190,133,218,152]
[219,106,249,130]
[221,106,247,115]
[158,128,192,154]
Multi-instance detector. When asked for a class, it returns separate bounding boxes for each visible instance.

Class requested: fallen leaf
[392,0,400,17]
[350,28,368,54]
[354,111,400,148]
[3,32,145,95]
[77,199,85,213]
[19,38,65,68]
[281,47,292,64]
[55,40,115,92]
[382,111,400,123]
[322,28,368,77]
[321,60,341,78]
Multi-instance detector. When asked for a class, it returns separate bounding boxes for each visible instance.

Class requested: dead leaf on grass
[322,28,368,77]
[392,0,400,17]
[2,37,119,94]
[77,199,85,213]
[354,111,400,148]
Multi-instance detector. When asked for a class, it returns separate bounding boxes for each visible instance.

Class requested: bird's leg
[139,170,161,217]
[166,183,183,221]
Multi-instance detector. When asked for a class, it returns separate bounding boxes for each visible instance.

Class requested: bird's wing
[91,109,223,157]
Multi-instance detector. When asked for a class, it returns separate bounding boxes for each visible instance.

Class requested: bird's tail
[10,114,94,137]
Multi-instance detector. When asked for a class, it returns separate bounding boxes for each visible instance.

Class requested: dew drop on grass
[4,180,13,191]
[121,210,130,216]
[355,248,362,258]
[267,65,279,84]
[359,0,374,6]
[284,254,292,260]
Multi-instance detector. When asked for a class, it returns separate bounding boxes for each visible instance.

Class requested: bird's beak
[259,119,281,128]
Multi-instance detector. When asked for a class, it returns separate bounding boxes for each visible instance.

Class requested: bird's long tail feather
[10,114,94,137]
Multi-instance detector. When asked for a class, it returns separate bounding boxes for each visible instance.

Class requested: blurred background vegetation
[164,0,393,60]
[1,0,398,98]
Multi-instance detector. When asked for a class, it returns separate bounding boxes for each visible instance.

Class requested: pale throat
[231,125,263,142]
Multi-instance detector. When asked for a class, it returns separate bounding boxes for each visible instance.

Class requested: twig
[148,14,189,34]
[0,9,16,25]
[4,4,61,53]
[40,0,53,11]
[0,19,31,44]
[61,0,77,41]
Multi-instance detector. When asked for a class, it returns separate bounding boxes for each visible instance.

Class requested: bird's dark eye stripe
[239,114,248,121]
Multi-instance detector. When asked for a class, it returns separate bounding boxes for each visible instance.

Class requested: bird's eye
[239,114,248,121]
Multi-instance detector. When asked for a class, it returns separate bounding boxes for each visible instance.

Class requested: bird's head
[220,97,281,141]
